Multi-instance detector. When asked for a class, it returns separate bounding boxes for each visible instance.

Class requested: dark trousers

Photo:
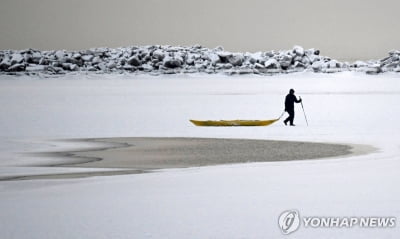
[284,110,295,125]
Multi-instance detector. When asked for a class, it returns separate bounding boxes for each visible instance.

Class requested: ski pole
[300,98,309,126]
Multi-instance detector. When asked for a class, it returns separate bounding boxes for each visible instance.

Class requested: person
[284,89,302,126]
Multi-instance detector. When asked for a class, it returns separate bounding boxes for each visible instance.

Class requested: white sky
[0,0,399,60]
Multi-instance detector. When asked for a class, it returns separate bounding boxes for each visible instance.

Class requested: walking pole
[300,98,309,126]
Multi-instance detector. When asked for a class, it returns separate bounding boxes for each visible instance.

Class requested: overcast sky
[0,0,399,60]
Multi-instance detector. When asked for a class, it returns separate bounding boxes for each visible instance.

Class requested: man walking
[284,89,302,126]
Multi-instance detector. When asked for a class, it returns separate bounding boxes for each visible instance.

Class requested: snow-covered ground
[0,72,400,238]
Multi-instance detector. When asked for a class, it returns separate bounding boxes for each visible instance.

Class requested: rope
[277,111,285,120]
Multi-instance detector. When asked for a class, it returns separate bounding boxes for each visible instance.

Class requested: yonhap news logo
[278,209,396,235]
[278,210,300,234]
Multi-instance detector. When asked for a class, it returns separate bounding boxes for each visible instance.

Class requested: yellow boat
[190,118,280,127]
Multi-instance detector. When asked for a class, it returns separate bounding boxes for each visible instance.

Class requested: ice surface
[0,72,400,238]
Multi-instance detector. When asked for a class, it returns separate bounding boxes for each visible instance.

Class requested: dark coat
[285,93,301,112]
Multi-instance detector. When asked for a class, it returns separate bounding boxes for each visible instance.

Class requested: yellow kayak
[190,118,279,127]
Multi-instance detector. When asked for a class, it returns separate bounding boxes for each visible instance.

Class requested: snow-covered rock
[8,63,25,71]
[55,50,66,61]
[152,50,165,61]
[293,45,304,56]
[31,52,42,63]
[70,64,79,71]
[311,61,323,72]
[81,55,94,62]
[106,61,117,69]
[264,58,280,69]
[92,56,102,65]
[141,64,153,72]
[208,53,221,66]
[249,52,265,64]
[127,56,141,66]
[217,51,232,63]
[0,45,400,75]
[327,60,340,68]
[94,63,105,71]
[278,54,292,69]
[353,60,368,67]
[365,64,382,74]
[72,53,81,59]
[26,65,46,72]
[0,58,11,70]
[254,63,265,69]
[10,53,24,65]
[163,56,182,68]
[228,54,244,66]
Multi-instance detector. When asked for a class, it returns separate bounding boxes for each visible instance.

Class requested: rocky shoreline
[1,45,400,76]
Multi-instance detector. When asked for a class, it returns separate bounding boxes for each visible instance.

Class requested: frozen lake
[0,72,400,238]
